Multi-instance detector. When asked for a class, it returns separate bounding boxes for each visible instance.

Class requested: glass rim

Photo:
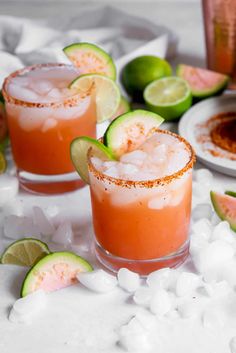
[2,63,93,109]
[88,129,196,189]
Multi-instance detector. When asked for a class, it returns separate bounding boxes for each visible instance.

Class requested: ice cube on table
[0,175,19,207]
[135,310,157,330]
[77,270,117,293]
[33,206,55,237]
[149,288,172,316]
[202,307,225,329]
[192,240,235,274]
[133,287,152,306]
[3,215,40,239]
[190,233,209,258]
[204,280,232,298]
[192,203,213,222]
[211,221,235,244]
[52,221,73,245]
[147,268,179,292]
[211,212,221,226]
[194,168,213,185]
[175,272,201,297]
[177,299,200,318]
[191,218,212,240]
[230,337,236,353]
[9,290,47,324]
[192,182,210,200]
[118,316,151,352]
[120,150,148,166]
[117,268,140,293]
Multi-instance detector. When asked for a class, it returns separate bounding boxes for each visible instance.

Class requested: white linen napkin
[0,5,178,87]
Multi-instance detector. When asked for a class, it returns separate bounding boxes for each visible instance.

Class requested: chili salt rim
[2,63,93,109]
[88,129,196,189]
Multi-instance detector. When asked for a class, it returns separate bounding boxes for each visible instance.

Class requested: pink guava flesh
[177,64,228,95]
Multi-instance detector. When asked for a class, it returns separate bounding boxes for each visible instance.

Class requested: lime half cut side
[71,136,115,184]
[63,42,116,80]
[69,73,121,123]
[1,238,50,267]
[144,77,192,120]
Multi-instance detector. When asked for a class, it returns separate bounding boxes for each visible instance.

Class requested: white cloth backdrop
[0,5,178,87]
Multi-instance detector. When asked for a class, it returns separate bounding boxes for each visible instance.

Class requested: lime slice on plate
[144,77,192,120]
[70,73,121,123]
[104,109,164,158]
[71,136,115,184]
[0,151,7,173]
[63,42,116,80]
[1,238,50,267]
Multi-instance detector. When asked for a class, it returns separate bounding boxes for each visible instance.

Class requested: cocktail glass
[2,63,96,194]
[88,130,195,276]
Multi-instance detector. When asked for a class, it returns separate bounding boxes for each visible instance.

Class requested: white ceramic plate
[178,95,236,177]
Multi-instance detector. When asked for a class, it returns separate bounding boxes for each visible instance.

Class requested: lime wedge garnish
[1,238,50,267]
[144,77,192,120]
[70,136,115,184]
[69,73,121,123]
[0,151,7,174]
[63,42,116,80]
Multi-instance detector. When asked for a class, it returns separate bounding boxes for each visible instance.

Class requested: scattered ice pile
[3,207,55,241]
[92,132,190,181]
[9,290,47,324]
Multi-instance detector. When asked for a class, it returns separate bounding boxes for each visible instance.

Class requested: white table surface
[1,2,236,353]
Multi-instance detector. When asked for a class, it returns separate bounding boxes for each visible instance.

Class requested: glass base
[95,240,190,276]
[18,170,85,195]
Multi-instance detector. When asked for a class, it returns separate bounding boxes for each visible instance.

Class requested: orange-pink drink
[2,64,96,194]
[88,130,195,275]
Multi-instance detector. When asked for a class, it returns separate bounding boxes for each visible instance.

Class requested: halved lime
[70,73,121,123]
[63,42,116,80]
[1,238,50,267]
[144,77,192,120]
[0,151,7,174]
[121,55,172,102]
[71,136,115,183]
[104,109,164,158]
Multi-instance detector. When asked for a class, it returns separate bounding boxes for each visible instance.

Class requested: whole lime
[121,55,172,102]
